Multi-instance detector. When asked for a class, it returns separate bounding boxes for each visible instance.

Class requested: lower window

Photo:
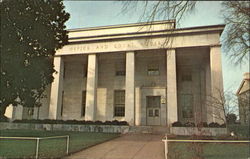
[114,90,125,117]
[181,94,193,118]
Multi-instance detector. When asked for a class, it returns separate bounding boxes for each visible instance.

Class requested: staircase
[129,126,169,134]
[151,126,169,134]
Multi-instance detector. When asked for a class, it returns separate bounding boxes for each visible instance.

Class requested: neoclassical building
[6,20,225,126]
[236,72,250,124]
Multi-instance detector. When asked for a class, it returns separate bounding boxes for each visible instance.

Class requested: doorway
[146,96,161,125]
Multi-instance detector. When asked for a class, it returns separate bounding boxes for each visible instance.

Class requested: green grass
[168,142,250,159]
[0,129,119,158]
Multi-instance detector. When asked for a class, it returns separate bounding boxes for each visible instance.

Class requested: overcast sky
[63,1,249,93]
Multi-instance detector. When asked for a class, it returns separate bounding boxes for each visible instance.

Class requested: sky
[63,1,249,93]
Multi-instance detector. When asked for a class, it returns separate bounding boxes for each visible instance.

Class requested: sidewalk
[65,134,165,159]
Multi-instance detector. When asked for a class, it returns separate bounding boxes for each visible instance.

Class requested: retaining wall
[170,127,227,136]
[0,122,130,133]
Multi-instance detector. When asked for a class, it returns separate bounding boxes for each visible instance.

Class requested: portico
[8,20,225,126]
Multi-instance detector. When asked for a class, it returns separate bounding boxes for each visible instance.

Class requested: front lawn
[168,142,249,159]
[0,129,119,158]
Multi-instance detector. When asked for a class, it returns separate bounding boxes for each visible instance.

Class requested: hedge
[172,121,226,128]
[8,119,129,125]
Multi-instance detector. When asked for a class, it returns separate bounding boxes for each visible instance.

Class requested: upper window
[114,90,125,117]
[115,61,126,76]
[147,63,159,76]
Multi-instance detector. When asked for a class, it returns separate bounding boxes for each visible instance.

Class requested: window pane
[114,90,125,116]
[147,69,159,76]
[155,109,159,117]
[114,106,125,117]
[147,96,160,108]
[115,61,125,76]
[148,109,154,117]
[147,63,159,76]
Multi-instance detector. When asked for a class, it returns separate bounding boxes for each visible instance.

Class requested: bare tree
[205,88,238,125]
[120,1,250,65]
[120,1,196,26]
[119,1,197,53]
[221,1,250,65]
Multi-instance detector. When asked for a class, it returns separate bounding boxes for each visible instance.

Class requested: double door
[146,96,161,125]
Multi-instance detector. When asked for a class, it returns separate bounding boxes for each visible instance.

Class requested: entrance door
[146,96,161,125]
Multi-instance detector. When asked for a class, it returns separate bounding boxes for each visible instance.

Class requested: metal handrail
[0,135,70,159]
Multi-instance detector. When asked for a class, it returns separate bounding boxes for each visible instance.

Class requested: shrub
[183,122,195,127]
[228,124,250,138]
[220,123,226,128]
[208,122,221,128]
[172,121,183,127]
[94,120,103,125]
[104,121,113,125]
[118,121,129,125]
[12,119,128,125]
[196,122,208,128]
[226,113,237,124]
[0,116,9,122]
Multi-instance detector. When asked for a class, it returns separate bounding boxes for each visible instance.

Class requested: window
[81,91,86,116]
[83,64,87,77]
[147,63,159,76]
[63,63,66,79]
[181,94,193,118]
[115,61,126,76]
[61,91,64,116]
[114,90,125,117]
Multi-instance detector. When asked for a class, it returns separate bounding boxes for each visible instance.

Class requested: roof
[236,72,250,95]
[66,20,225,43]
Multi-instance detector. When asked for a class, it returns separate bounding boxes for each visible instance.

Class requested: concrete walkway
[65,134,165,159]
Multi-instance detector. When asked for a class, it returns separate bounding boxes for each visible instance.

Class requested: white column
[49,56,64,119]
[210,45,225,123]
[85,54,98,121]
[205,58,211,123]
[166,49,178,126]
[135,87,141,126]
[125,51,135,125]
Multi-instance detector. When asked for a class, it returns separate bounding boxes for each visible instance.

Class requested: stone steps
[128,126,169,135]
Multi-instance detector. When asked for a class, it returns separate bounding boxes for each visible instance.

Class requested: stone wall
[170,127,227,136]
[0,122,129,134]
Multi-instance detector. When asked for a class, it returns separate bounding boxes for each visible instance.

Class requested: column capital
[210,44,221,48]
[166,48,176,52]
[126,51,135,53]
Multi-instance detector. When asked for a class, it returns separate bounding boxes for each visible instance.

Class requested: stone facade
[236,72,250,124]
[7,20,225,126]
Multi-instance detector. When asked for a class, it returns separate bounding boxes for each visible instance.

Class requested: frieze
[56,38,168,55]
